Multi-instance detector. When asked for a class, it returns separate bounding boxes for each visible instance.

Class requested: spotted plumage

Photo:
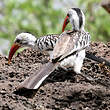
[35,34,59,55]
[50,30,90,73]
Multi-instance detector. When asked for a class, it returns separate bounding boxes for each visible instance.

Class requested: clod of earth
[0,42,110,110]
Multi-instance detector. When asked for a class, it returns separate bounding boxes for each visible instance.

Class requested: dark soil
[0,42,110,110]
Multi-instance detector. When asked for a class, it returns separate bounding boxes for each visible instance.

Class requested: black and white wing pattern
[50,30,91,62]
[35,34,59,51]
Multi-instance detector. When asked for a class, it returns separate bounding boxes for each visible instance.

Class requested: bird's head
[62,8,85,32]
[8,32,36,64]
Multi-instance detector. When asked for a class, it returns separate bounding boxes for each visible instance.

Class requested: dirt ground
[0,42,110,110]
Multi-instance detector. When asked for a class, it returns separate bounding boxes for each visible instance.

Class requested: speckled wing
[50,31,76,61]
[50,30,91,62]
[36,34,60,51]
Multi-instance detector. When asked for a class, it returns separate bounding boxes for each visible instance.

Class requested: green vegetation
[79,0,110,41]
[0,0,110,55]
[0,0,64,44]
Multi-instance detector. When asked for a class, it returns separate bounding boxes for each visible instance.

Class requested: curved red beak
[8,43,20,64]
[62,15,69,32]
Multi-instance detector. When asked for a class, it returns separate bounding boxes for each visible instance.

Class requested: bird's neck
[72,25,85,32]
[80,26,85,31]
[32,38,39,49]
[27,38,37,49]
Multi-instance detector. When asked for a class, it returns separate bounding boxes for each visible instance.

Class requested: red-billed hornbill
[15,8,92,91]
[8,33,59,64]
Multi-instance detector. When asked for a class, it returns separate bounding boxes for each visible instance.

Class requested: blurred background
[0,0,110,56]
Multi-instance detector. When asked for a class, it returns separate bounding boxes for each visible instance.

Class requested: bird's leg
[76,72,94,82]
[74,62,94,82]
[58,64,93,82]
[57,65,68,71]
[74,65,94,82]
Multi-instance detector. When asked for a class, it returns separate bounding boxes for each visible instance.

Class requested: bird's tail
[18,62,58,90]
[86,51,110,66]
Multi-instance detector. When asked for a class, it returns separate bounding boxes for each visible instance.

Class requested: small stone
[0,90,6,94]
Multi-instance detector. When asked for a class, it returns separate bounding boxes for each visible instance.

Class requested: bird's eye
[15,39,21,43]
[67,13,70,17]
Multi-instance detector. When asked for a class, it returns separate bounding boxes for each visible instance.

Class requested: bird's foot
[98,62,105,68]
[76,72,94,82]
[99,62,110,73]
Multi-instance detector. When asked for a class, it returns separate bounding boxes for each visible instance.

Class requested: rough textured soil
[0,42,110,110]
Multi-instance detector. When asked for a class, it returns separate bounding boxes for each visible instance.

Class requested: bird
[8,33,59,64]
[57,8,90,73]
[8,7,110,66]
[8,32,110,66]
[15,8,92,91]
